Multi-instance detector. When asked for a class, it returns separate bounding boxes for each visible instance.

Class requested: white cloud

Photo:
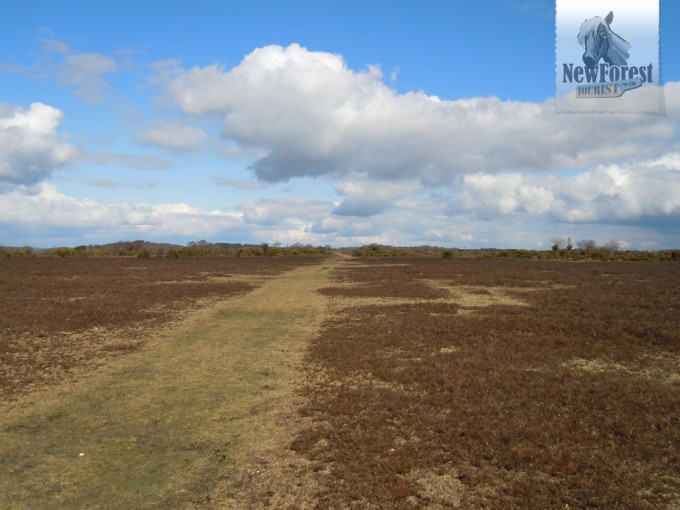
[456,173,559,219]
[0,184,339,247]
[62,52,115,77]
[164,44,679,184]
[0,102,77,188]
[1,34,120,104]
[332,179,422,217]
[41,37,71,55]
[312,215,380,237]
[79,150,172,170]
[8,35,119,103]
[85,179,119,188]
[240,197,334,225]
[0,182,243,237]
[136,120,206,151]
[453,153,680,225]
[3,43,678,250]
[212,177,265,190]
[58,51,117,104]
[310,202,483,248]
[1,175,677,249]
[84,179,158,190]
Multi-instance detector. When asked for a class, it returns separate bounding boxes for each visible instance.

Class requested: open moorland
[0,256,322,401]
[1,255,679,508]
[0,255,332,509]
[295,258,680,509]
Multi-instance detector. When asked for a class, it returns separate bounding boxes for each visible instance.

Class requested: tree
[550,237,565,250]
[550,237,565,258]
[577,239,597,257]
[602,239,620,256]
[187,240,209,248]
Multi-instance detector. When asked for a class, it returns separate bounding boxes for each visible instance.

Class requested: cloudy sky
[1,0,679,249]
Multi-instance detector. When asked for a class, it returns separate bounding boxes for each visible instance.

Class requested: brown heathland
[0,256,321,401]
[0,256,333,508]
[295,258,680,509]
[1,256,678,508]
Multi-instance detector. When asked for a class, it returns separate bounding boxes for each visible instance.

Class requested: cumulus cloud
[311,200,478,247]
[0,184,338,247]
[0,183,242,237]
[332,179,422,217]
[240,197,334,225]
[453,153,680,225]
[136,120,206,151]
[455,173,558,219]
[0,102,77,188]
[164,44,679,184]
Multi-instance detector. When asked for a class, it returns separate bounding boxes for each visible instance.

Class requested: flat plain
[298,257,680,509]
[1,255,678,508]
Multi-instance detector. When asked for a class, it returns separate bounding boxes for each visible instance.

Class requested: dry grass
[564,354,680,385]
[0,257,335,509]
[294,257,680,509]
[2,255,678,508]
[0,256,321,401]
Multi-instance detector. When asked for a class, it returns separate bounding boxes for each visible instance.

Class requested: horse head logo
[577,11,630,68]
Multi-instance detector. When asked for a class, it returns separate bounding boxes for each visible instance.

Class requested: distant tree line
[0,240,332,258]
[474,236,680,261]
[1,239,678,261]
[352,244,410,257]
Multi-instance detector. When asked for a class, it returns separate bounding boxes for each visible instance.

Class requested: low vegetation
[348,243,680,261]
[483,248,680,261]
[0,256,322,401]
[1,254,678,508]
[0,260,334,509]
[295,258,680,508]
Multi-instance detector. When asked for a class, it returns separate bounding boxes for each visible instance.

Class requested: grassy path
[0,258,337,509]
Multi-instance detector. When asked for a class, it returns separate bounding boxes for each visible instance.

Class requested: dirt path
[0,258,339,509]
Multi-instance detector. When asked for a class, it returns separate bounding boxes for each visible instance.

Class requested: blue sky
[1,0,679,249]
